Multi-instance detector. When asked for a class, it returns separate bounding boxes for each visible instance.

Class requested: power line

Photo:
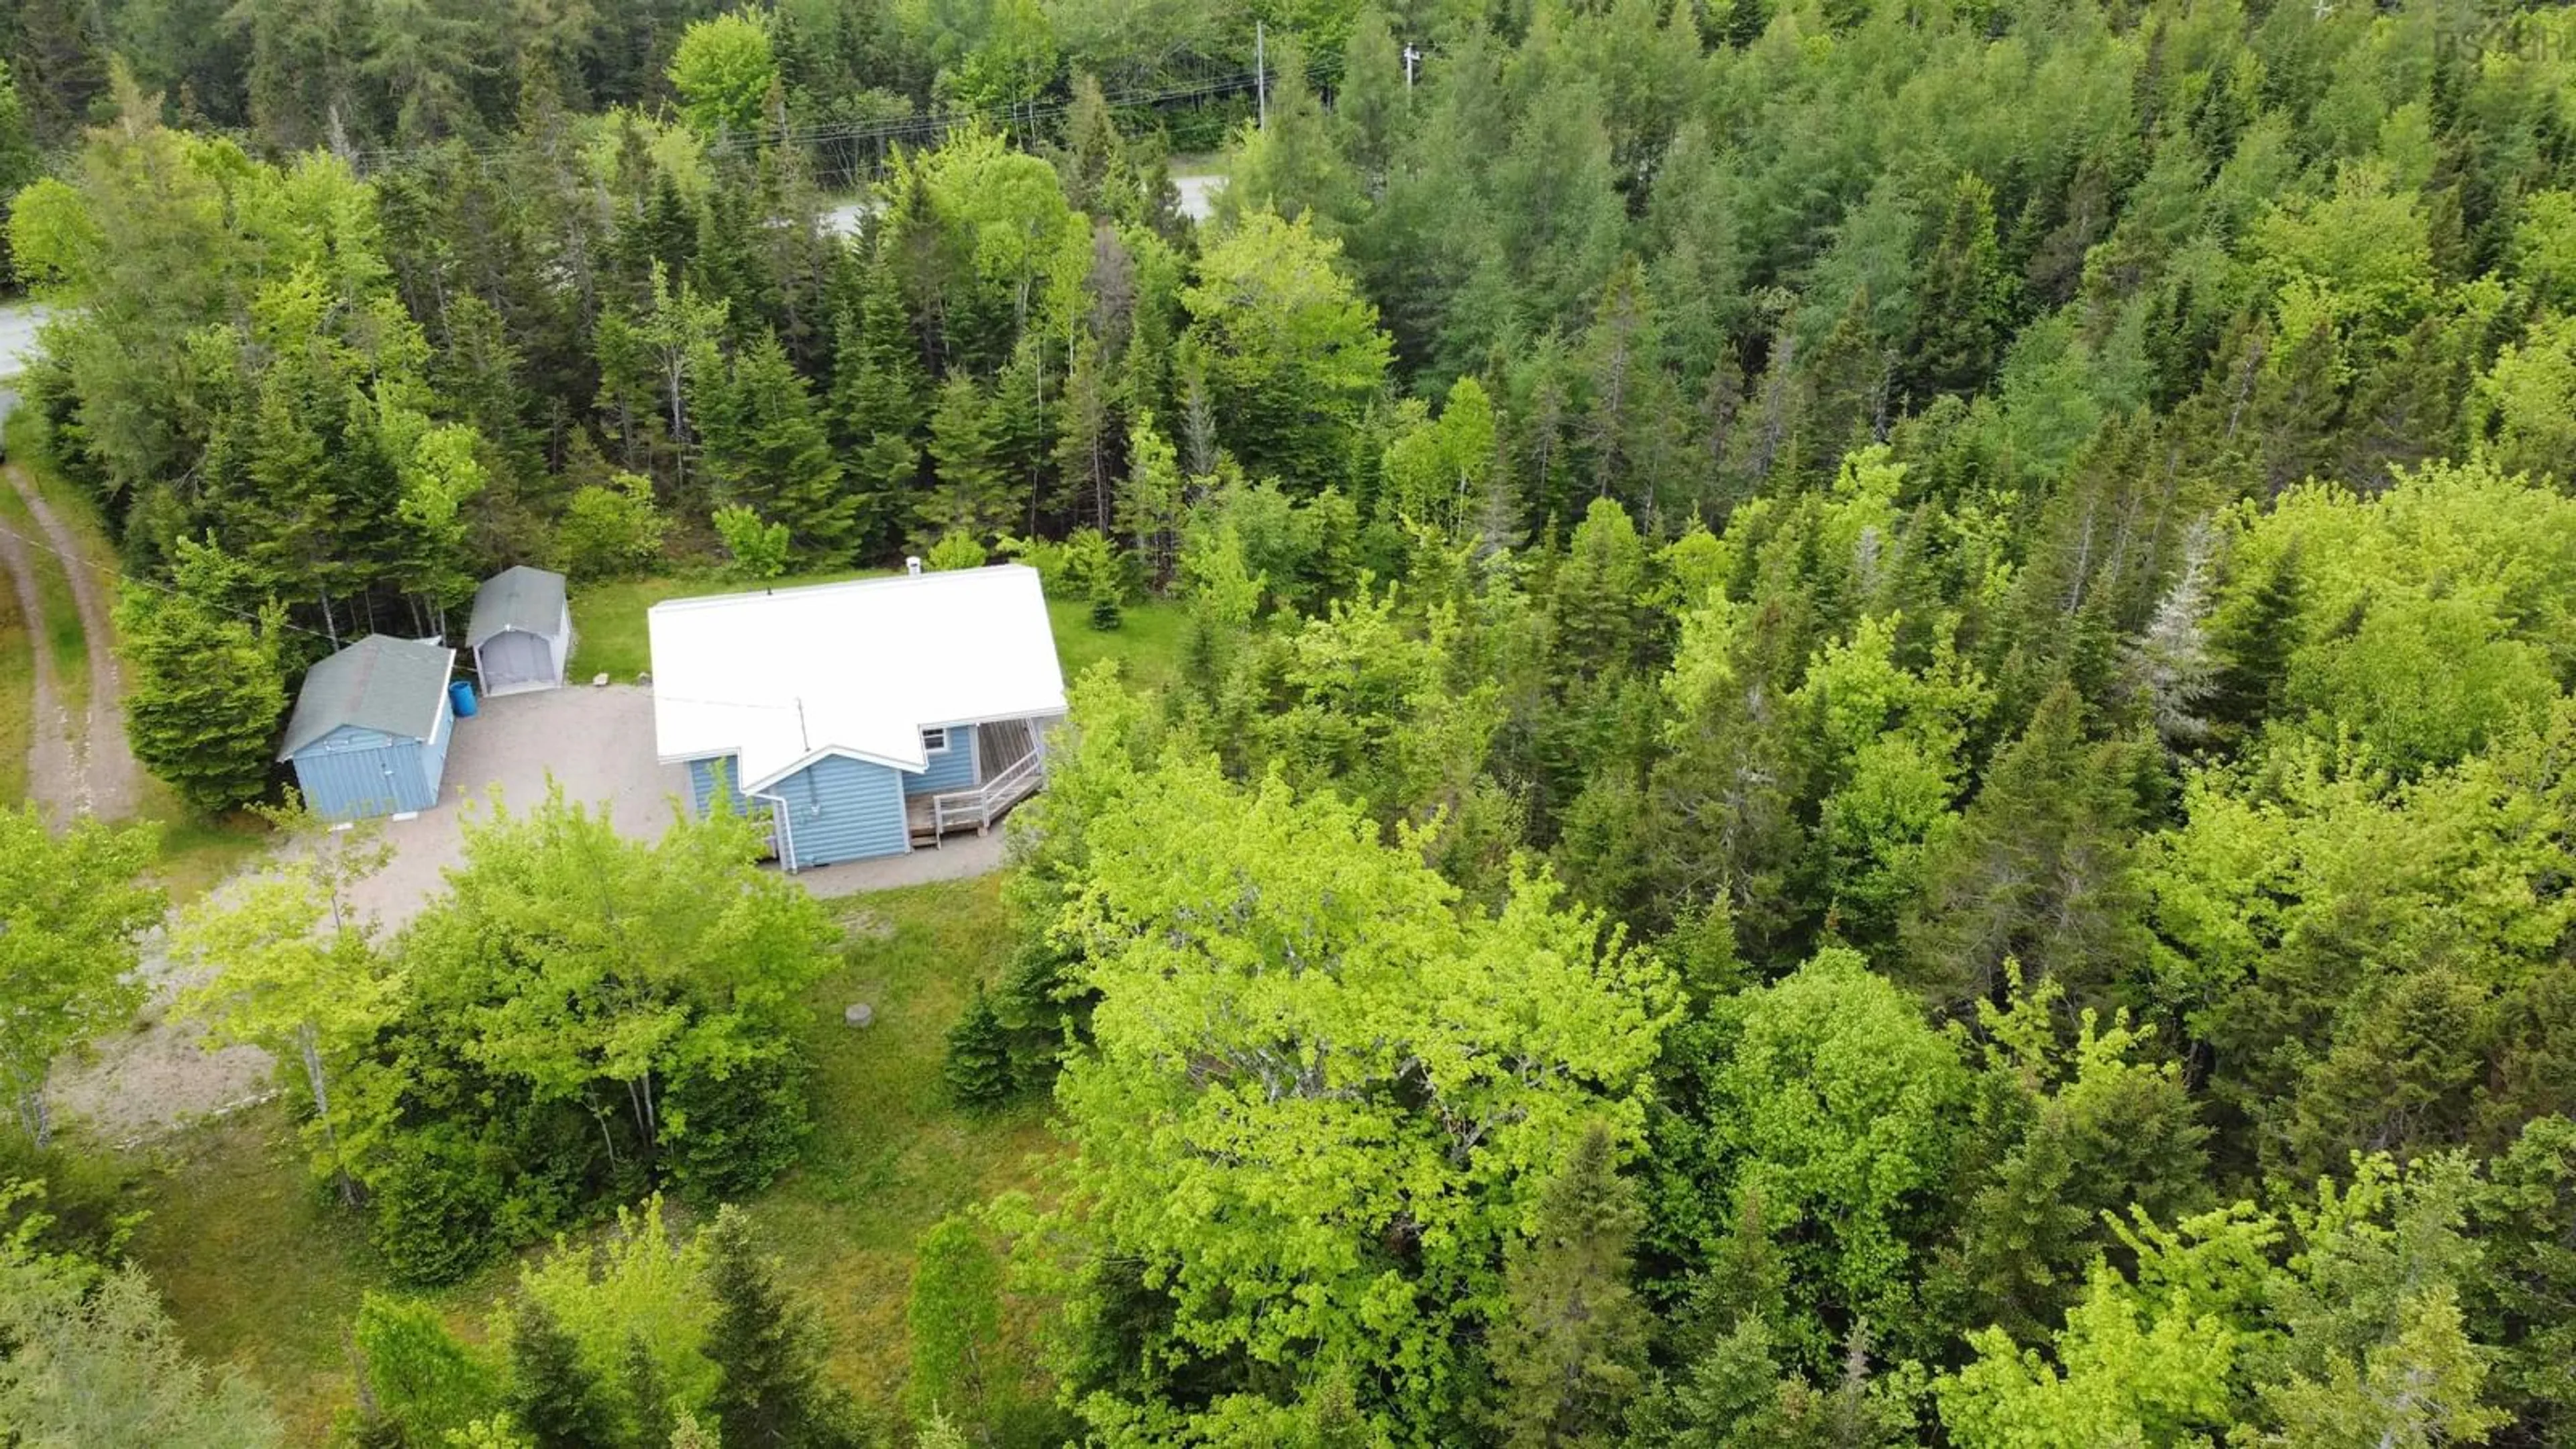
[0,515,347,643]
[346,56,1341,174]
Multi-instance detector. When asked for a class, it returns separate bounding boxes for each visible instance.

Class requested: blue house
[276,635,458,821]
[648,564,1068,871]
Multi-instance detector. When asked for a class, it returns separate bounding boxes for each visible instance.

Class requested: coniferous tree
[942,984,1016,1110]
[2204,541,2304,749]
[922,372,1010,545]
[1906,174,2016,400]
[702,1206,859,1449]
[1899,684,2151,1011]
[503,1293,620,1449]
[701,330,857,561]
[117,537,290,814]
[1485,1122,1652,1448]
[624,1330,678,1449]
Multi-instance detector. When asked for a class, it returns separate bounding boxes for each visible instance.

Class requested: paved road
[0,301,52,380]
[821,172,1225,237]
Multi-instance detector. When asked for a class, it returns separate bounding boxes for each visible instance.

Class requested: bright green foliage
[0,1239,282,1446]
[1788,613,1985,949]
[924,532,987,572]
[2250,162,2434,341]
[668,10,777,136]
[1483,1121,1652,1448]
[943,0,1057,114]
[176,809,395,1200]
[514,1198,718,1421]
[1943,1150,2511,1447]
[116,535,289,813]
[1938,1259,2241,1448]
[1035,757,1671,1440]
[906,1214,1002,1425]
[1183,210,1394,487]
[2258,1284,2504,1448]
[2141,698,2576,1177]
[555,473,669,582]
[352,1293,504,1446]
[1647,947,1967,1366]
[1379,373,1499,539]
[941,983,1016,1110]
[712,503,792,580]
[350,788,838,1279]
[0,807,161,1148]
[910,124,1087,333]
[2469,313,2576,484]
[2225,458,2576,775]
[1236,579,1502,836]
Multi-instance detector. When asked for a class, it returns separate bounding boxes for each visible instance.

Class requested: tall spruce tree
[922,371,1010,545]
[503,1293,620,1449]
[702,1206,859,1449]
[700,329,858,561]
[1898,684,2151,1011]
[1485,1122,1653,1448]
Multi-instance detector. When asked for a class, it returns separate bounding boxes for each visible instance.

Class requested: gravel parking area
[341,684,686,934]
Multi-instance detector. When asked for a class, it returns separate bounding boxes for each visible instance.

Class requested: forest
[1,0,2575,1442]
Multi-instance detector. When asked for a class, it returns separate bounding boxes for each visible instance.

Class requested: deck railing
[927,745,1044,841]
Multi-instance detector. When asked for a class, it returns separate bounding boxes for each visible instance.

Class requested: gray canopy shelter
[464,566,574,695]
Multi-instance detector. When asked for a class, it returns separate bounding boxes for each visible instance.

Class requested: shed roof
[647,565,1067,792]
[277,635,457,760]
[464,566,569,648]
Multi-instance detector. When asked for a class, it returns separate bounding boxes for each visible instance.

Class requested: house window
[922,727,950,754]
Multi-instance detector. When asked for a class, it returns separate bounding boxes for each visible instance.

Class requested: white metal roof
[647,565,1067,793]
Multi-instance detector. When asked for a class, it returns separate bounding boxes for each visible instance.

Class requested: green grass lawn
[127,872,1064,1444]
[571,564,1190,691]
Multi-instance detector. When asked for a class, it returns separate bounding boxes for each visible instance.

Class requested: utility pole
[1256,21,1268,129]
[1404,44,1419,87]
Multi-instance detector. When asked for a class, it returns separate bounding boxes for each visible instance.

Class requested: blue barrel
[448,678,478,718]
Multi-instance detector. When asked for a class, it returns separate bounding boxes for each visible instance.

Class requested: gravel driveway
[341,684,686,934]
[52,686,686,1142]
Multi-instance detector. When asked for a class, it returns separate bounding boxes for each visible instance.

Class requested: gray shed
[465,566,574,695]
[278,635,458,821]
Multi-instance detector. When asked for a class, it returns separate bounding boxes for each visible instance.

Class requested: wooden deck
[908,717,1044,846]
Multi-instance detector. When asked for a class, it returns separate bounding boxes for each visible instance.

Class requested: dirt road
[0,482,77,818]
[15,476,142,819]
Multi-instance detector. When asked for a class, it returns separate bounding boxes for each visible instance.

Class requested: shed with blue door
[276,635,459,822]
[648,564,1068,871]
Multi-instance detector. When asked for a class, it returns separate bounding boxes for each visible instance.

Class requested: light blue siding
[769,754,910,867]
[904,726,977,797]
[688,756,749,816]
[288,718,445,821]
